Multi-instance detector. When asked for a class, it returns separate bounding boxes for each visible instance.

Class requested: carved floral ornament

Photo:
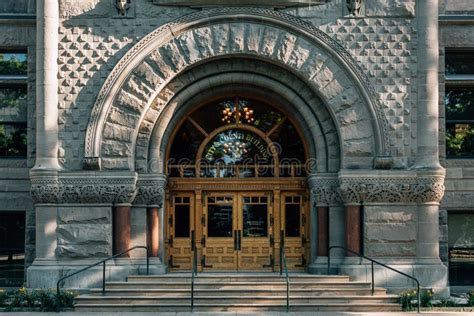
[30,172,167,206]
[308,173,446,206]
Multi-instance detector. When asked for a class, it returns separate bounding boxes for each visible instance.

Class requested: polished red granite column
[317,207,329,256]
[345,205,361,256]
[113,206,131,256]
[147,207,160,257]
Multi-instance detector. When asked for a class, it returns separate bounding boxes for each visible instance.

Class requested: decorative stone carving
[82,157,101,170]
[307,175,341,206]
[339,174,446,204]
[347,0,363,16]
[115,0,131,16]
[30,172,138,205]
[373,155,393,170]
[133,174,168,207]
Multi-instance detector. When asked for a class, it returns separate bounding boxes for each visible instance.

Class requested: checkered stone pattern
[319,18,416,169]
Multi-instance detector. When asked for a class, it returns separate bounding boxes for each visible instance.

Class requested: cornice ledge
[134,173,168,207]
[30,171,138,205]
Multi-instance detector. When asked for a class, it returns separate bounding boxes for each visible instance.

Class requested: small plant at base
[468,290,474,307]
[0,289,7,307]
[421,289,434,307]
[398,289,417,311]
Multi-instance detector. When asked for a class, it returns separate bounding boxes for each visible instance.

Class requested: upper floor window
[445,51,474,158]
[0,51,27,158]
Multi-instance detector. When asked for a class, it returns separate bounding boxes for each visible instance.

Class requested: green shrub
[398,288,434,310]
[0,287,77,311]
[0,289,7,307]
[468,290,474,307]
[398,289,417,311]
[439,298,456,307]
[421,289,434,307]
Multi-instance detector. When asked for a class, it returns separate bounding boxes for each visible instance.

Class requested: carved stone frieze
[347,0,363,16]
[133,174,168,207]
[338,174,445,204]
[308,171,446,205]
[30,171,138,205]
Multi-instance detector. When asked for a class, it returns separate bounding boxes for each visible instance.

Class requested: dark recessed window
[0,51,27,158]
[448,213,474,286]
[445,51,474,158]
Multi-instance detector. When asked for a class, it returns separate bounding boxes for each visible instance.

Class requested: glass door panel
[281,194,307,270]
[167,194,194,270]
[238,194,273,271]
[203,195,237,270]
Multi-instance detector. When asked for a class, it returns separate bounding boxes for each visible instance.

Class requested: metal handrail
[328,245,420,313]
[56,246,149,298]
[279,230,290,312]
[191,230,197,312]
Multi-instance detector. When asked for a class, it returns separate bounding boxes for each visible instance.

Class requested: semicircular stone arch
[87,7,390,171]
[141,58,337,174]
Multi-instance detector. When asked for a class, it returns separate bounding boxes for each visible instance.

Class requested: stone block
[365,0,415,17]
[57,224,112,245]
[365,223,416,242]
[365,242,416,257]
[57,207,111,224]
[365,205,415,223]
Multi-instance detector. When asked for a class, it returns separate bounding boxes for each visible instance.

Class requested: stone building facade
[0,0,472,295]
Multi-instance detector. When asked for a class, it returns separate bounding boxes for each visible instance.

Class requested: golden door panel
[167,194,194,270]
[238,194,273,271]
[203,195,237,270]
[281,193,308,270]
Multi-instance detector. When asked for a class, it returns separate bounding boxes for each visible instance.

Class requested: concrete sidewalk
[2,312,474,316]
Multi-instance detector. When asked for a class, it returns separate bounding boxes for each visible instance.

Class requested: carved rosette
[30,172,138,205]
[134,174,168,207]
[339,174,446,204]
[307,175,341,206]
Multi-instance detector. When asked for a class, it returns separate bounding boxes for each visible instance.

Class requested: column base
[27,258,167,289]
[308,257,449,297]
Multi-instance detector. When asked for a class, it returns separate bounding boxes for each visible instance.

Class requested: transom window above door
[167,97,307,178]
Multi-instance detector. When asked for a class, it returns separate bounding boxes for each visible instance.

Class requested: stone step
[127,274,351,283]
[75,303,402,312]
[105,281,373,290]
[89,287,388,296]
[75,294,399,305]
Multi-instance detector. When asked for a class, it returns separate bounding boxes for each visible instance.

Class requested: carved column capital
[134,173,168,207]
[307,174,342,207]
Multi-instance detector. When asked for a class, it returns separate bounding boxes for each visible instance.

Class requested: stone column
[415,0,441,169]
[113,206,131,256]
[33,0,60,171]
[417,205,440,258]
[345,205,362,256]
[317,207,329,256]
[147,207,160,257]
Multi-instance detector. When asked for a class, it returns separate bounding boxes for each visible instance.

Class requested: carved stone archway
[84,7,391,171]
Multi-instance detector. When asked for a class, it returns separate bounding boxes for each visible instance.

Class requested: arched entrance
[165,96,310,271]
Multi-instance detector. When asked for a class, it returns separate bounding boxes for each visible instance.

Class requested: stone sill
[439,15,474,25]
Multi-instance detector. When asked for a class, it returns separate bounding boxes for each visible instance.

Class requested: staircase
[74,273,401,312]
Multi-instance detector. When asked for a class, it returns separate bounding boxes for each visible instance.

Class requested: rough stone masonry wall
[56,0,417,171]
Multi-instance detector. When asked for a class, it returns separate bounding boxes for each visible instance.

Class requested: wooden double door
[166,190,309,272]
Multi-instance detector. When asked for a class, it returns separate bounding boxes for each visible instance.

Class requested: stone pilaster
[33,0,60,171]
[415,0,442,170]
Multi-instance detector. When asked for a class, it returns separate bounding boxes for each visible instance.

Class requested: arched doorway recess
[165,96,310,271]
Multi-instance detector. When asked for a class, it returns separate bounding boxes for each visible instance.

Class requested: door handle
[234,230,238,251]
[237,230,242,251]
